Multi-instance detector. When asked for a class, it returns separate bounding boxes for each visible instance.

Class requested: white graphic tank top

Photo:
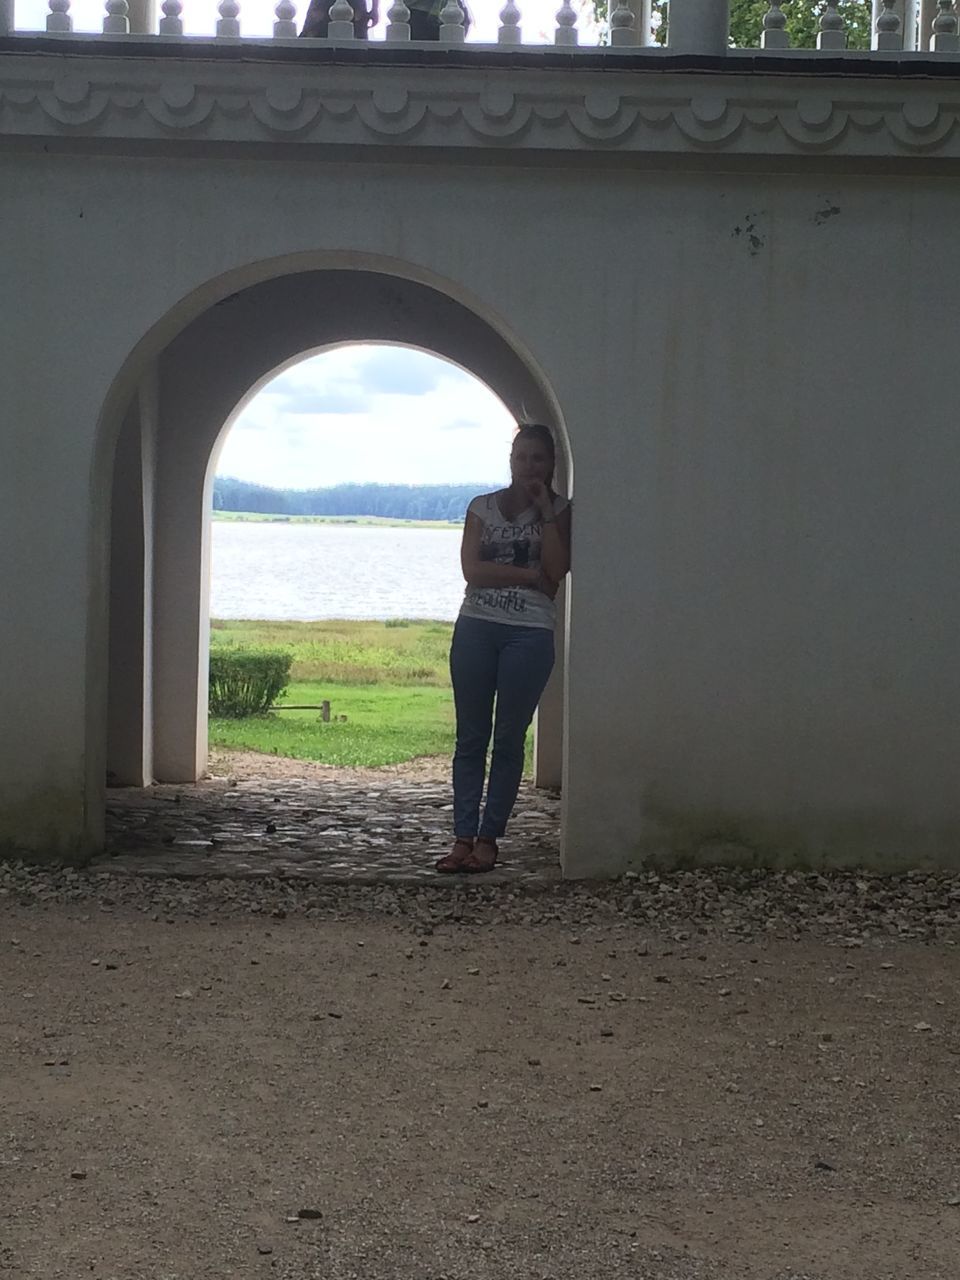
[458,491,568,631]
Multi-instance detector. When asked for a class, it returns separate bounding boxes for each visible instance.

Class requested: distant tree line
[213,477,493,522]
[590,1,873,48]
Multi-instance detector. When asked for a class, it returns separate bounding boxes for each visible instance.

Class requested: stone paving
[97,775,562,885]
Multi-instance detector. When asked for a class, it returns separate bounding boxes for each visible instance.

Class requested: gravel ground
[2,858,960,1280]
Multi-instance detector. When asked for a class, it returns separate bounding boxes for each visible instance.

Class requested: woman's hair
[513,422,557,488]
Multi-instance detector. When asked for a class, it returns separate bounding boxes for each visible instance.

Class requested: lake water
[211,521,467,621]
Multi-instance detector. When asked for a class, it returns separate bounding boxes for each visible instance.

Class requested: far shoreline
[213,511,463,530]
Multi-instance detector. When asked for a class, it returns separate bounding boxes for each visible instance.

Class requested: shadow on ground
[100,776,561,885]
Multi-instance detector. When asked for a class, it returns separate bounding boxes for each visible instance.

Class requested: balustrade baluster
[273,0,297,37]
[46,0,72,32]
[555,0,577,45]
[158,0,183,33]
[103,0,130,30]
[761,1,789,48]
[818,0,845,48]
[872,0,918,49]
[439,0,466,42]
[498,1,521,44]
[217,0,240,35]
[932,0,959,47]
[609,0,637,45]
[386,0,411,39]
[328,0,357,37]
[876,0,903,47]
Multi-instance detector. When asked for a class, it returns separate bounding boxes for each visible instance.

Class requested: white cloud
[215,344,515,489]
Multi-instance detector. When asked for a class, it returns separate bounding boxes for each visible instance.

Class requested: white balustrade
[668,0,730,55]
[439,0,465,43]
[328,0,356,38]
[818,0,845,49]
[761,1,789,49]
[217,0,240,36]
[385,0,411,41]
[103,0,130,31]
[932,0,960,47]
[273,0,296,38]
[555,1,577,46]
[609,0,637,47]
[158,0,183,33]
[8,0,960,61]
[47,0,73,32]
[498,1,521,45]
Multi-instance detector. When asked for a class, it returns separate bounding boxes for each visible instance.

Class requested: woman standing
[437,424,571,874]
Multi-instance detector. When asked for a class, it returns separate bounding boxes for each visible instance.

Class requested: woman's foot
[462,838,498,873]
[435,838,474,874]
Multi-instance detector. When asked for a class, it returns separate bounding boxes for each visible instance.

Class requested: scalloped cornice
[2,51,960,159]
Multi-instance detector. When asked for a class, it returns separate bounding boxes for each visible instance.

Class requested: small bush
[209,648,293,718]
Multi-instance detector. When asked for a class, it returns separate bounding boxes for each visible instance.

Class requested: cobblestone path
[98,776,561,885]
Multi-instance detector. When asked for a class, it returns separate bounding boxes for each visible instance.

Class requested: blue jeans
[449,616,555,840]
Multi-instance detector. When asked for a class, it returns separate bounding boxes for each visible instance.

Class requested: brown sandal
[462,838,498,874]
[435,838,474,874]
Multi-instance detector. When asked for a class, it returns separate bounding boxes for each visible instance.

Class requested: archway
[103,264,571,868]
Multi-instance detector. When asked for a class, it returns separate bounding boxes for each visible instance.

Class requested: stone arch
[100,259,571,862]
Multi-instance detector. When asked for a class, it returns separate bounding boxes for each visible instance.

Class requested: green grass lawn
[210,683,455,768]
[208,619,533,770]
[210,617,452,685]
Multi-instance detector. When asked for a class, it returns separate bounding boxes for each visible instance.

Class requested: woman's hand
[535,570,560,600]
[524,479,554,521]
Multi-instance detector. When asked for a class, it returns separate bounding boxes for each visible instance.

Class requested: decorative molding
[2,52,960,157]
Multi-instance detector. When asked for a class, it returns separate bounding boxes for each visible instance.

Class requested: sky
[15,0,605,41]
[215,344,518,489]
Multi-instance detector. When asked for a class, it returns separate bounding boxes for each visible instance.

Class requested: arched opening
[208,340,519,622]
[205,341,515,768]
[102,265,572,874]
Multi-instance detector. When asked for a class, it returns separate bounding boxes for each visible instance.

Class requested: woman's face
[510,435,554,490]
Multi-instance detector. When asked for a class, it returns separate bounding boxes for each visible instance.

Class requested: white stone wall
[2,50,960,871]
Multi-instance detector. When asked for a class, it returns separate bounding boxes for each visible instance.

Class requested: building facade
[2,1,960,875]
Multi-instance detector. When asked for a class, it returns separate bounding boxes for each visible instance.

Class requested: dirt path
[2,890,958,1279]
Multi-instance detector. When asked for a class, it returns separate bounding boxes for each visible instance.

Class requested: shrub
[209,648,293,718]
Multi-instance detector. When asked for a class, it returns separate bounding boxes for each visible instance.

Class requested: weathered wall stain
[813,201,842,225]
[732,212,767,256]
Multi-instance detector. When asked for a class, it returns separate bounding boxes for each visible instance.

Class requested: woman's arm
[538,501,572,585]
[460,512,539,590]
